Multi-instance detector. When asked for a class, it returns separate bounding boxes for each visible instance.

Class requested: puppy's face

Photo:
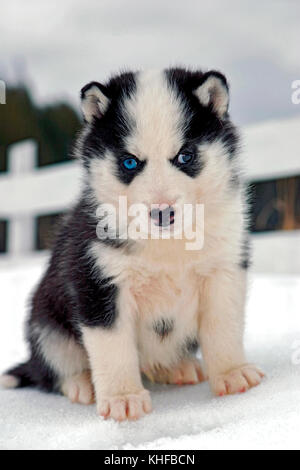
[78,68,239,232]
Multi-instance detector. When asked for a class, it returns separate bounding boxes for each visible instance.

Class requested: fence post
[0,80,5,104]
[7,140,37,255]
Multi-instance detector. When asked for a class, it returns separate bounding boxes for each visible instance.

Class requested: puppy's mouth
[150,207,175,227]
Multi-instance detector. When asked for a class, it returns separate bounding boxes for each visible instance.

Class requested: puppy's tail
[0,361,34,389]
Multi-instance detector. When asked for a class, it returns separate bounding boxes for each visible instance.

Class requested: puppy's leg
[199,268,264,396]
[61,370,94,405]
[82,306,152,422]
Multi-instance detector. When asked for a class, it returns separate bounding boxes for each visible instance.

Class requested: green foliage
[0,86,81,171]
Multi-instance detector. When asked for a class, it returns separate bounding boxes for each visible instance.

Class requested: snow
[0,256,300,450]
[252,231,300,274]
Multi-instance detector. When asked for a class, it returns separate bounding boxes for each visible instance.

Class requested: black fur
[165,68,240,181]
[5,71,140,390]
[239,234,252,270]
[7,192,120,391]
[170,144,204,178]
[80,71,137,171]
[7,355,58,392]
[117,155,147,185]
[153,318,174,340]
[4,67,241,392]
[182,337,199,356]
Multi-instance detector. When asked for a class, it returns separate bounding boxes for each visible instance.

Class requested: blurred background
[0,0,300,273]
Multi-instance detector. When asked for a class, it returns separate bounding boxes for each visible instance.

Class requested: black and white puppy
[1,68,264,421]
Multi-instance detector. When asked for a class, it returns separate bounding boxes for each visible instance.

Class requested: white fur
[66,70,261,419]
[195,75,229,117]
[82,288,151,420]
[33,325,89,378]
[81,85,110,122]
[82,289,144,399]
[125,70,187,161]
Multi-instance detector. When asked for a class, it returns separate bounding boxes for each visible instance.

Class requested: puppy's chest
[127,266,200,368]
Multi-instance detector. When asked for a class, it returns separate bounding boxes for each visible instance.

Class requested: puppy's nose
[150,206,175,227]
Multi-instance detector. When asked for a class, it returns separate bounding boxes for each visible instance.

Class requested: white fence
[0,139,81,255]
[1,121,300,273]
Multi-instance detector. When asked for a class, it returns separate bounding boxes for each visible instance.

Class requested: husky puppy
[1,68,264,421]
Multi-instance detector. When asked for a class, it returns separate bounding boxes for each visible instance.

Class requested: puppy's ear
[194,71,229,118]
[80,81,110,123]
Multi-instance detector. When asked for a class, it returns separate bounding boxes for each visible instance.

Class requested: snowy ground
[0,255,299,450]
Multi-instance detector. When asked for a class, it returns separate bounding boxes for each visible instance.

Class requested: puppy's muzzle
[150,206,175,227]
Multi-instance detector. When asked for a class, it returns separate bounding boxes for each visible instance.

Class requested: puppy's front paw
[97,389,152,421]
[210,364,265,396]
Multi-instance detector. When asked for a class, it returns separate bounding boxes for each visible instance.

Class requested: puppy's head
[78,68,239,233]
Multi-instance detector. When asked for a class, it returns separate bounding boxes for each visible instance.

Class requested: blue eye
[123,157,138,170]
[177,153,193,164]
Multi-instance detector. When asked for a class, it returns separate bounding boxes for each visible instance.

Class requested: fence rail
[0,140,81,255]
